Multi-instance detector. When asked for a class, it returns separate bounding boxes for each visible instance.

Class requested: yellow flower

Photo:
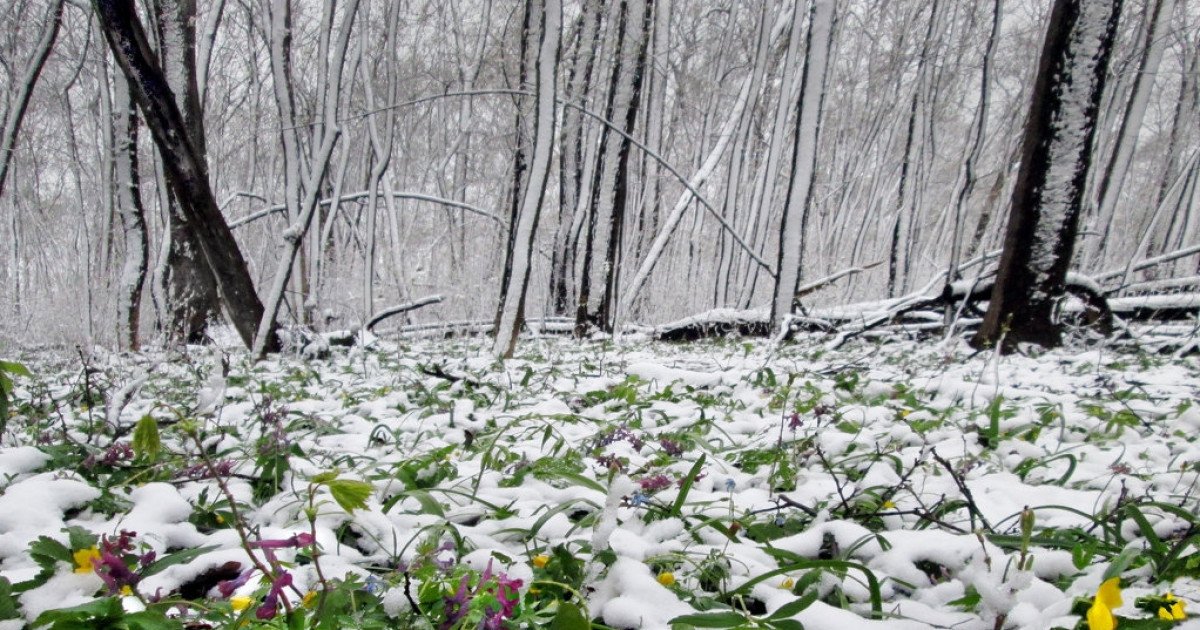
[1087,577,1122,630]
[882,500,896,510]
[1158,593,1186,621]
[73,547,101,574]
[120,585,133,596]
[657,572,675,587]
[302,591,318,608]
[230,595,253,611]
[779,578,795,590]
[532,555,550,569]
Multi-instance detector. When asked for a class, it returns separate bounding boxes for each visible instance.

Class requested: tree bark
[576,0,652,333]
[771,0,836,335]
[112,71,148,351]
[152,0,221,344]
[94,0,278,352]
[494,0,561,358]
[972,0,1124,352]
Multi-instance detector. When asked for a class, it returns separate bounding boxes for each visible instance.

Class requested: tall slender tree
[494,0,561,358]
[771,0,836,335]
[111,70,149,351]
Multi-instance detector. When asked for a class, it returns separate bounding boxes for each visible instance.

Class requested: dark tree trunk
[93,0,278,352]
[972,0,1123,352]
[152,0,220,344]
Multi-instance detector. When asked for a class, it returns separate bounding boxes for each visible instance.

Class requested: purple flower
[788,412,802,430]
[250,533,315,549]
[256,571,293,620]
[439,574,472,629]
[659,439,684,457]
[495,573,523,617]
[638,474,673,492]
[95,550,140,595]
[218,569,253,598]
[481,572,524,629]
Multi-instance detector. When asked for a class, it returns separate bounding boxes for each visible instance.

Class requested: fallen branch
[366,295,444,331]
[795,261,883,301]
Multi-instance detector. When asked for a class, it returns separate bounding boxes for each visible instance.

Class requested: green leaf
[0,577,22,621]
[33,596,124,629]
[132,415,161,462]
[948,584,982,611]
[15,536,76,593]
[311,471,340,484]
[1102,547,1141,582]
[0,361,31,378]
[141,545,218,579]
[767,590,818,620]
[548,601,589,630]
[769,620,805,630]
[124,609,184,630]
[668,611,747,628]
[327,478,374,513]
[672,454,706,517]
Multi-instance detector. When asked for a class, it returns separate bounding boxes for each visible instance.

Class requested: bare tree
[771,0,836,335]
[150,0,221,344]
[1085,0,1177,267]
[93,0,278,352]
[972,0,1124,351]
[111,70,148,351]
[576,0,653,334]
[494,0,561,358]
[252,0,361,358]
[0,0,64,205]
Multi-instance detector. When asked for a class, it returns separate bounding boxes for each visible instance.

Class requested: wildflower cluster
[410,551,526,630]
[218,532,315,620]
[74,530,154,597]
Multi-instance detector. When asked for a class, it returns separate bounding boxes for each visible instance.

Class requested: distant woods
[0,0,1197,354]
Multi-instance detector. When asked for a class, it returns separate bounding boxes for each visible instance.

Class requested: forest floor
[1,333,1199,630]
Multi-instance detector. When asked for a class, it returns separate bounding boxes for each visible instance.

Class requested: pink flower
[249,533,315,549]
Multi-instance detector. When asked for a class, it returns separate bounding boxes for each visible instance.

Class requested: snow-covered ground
[1,334,1198,629]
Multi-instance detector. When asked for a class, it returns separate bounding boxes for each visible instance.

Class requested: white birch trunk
[770,0,835,334]
[494,0,561,358]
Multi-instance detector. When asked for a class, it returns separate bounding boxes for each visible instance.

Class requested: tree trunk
[252,0,360,358]
[152,0,221,344]
[576,0,652,334]
[550,0,604,317]
[494,0,561,358]
[112,71,149,351]
[93,0,278,352]
[972,0,1124,352]
[771,0,836,335]
[496,0,536,335]
[1086,0,1175,268]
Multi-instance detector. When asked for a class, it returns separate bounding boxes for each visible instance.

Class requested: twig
[932,449,992,532]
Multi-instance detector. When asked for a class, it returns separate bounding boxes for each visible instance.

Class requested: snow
[1,335,1198,628]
